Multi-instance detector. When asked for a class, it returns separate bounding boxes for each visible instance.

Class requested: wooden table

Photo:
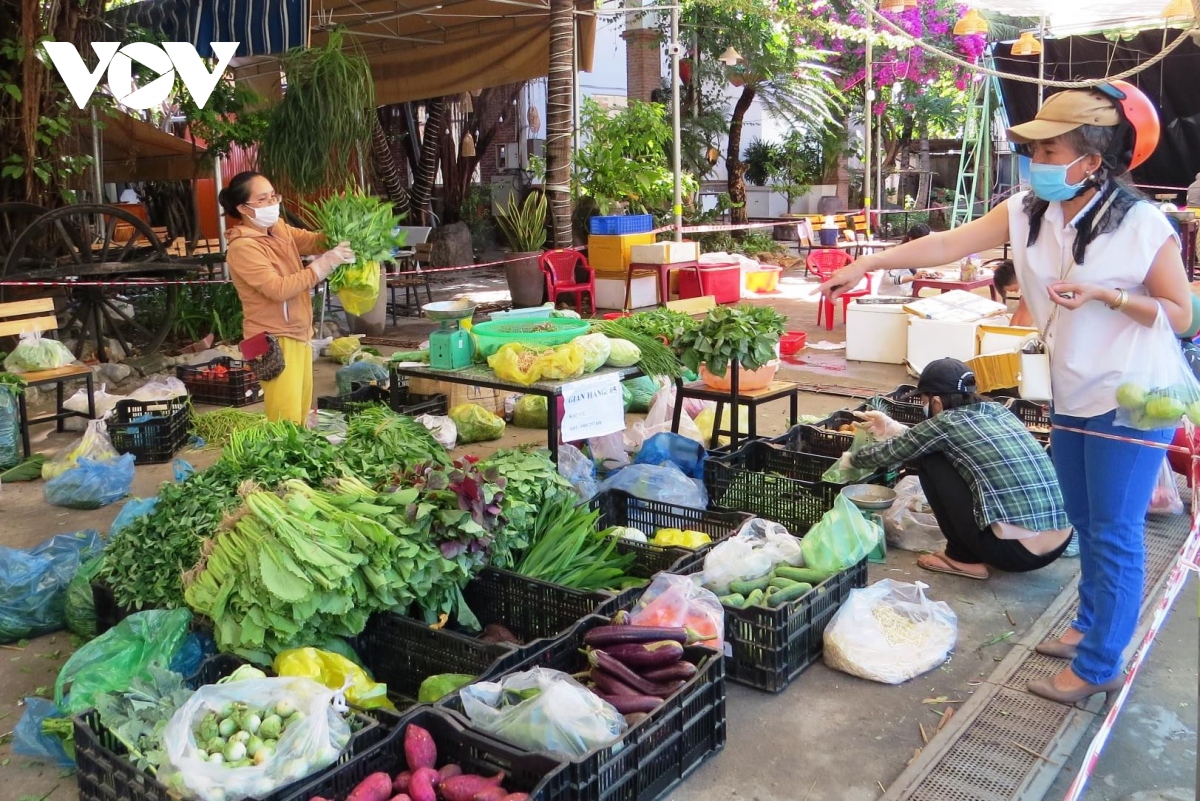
[626,260,702,310]
[911,272,1000,302]
[389,363,642,462]
[671,374,801,450]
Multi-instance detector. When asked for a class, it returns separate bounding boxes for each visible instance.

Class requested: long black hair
[217,171,264,220]
[1023,124,1145,266]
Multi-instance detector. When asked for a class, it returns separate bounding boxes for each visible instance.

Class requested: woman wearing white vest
[819,81,1189,705]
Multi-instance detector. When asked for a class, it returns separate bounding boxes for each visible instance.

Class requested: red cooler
[678,262,741,304]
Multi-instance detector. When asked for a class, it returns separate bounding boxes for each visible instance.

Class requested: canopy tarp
[99,113,207,182]
[969,0,1186,36]
[993,29,1200,190]
[218,0,596,106]
[109,0,310,58]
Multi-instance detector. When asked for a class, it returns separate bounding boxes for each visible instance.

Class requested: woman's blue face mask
[1029,155,1090,202]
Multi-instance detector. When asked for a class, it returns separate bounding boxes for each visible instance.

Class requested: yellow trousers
[261,336,313,424]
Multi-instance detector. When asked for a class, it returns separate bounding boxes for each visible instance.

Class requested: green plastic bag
[513,395,548,429]
[55,607,191,715]
[64,555,105,639]
[622,376,660,413]
[800,494,880,577]
[449,403,505,443]
[821,427,879,485]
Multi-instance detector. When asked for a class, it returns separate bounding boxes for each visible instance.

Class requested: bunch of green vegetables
[90,667,194,774]
[476,448,570,568]
[675,304,786,377]
[338,405,448,485]
[514,491,641,592]
[589,320,684,378]
[189,408,268,449]
[606,308,698,346]
[305,188,406,316]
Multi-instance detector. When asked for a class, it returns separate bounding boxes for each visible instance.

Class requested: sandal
[917,552,989,580]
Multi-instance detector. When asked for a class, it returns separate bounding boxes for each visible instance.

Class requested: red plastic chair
[807,249,871,329]
[539,249,597,315]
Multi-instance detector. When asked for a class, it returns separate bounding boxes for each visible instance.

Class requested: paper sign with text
[560,373,624,442]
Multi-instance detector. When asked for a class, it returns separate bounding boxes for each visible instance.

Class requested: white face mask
[247,202,280,227]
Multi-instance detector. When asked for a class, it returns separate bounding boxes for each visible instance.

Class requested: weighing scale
[423,300,477,370]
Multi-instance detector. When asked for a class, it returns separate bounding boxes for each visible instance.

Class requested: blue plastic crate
[589,214,654,235]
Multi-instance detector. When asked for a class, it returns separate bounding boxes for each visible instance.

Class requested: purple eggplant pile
[580,615,709,717]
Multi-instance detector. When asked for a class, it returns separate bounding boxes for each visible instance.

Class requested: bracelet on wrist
[1107,289,1129,311]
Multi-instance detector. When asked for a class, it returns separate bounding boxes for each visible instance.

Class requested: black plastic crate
[679,557,868,692]
[317,382,390,414]
[1004,398,1051,441]
[860,387,926,425]
[91,580,143,635]
[176,357,263,407]
[108,397,190,464]
[443,615,726,801]
[705,440,897,535]
[274,707,568,801]
[389,384,449,416]
[776,413,861,456]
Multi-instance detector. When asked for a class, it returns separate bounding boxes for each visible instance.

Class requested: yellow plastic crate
[588,232,656,271]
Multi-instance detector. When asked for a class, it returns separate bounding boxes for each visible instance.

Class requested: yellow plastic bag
[488,342,586,386]
[328,336,362,364]
[336,261,381,316]
[694,406,750,448]
[272,647,396,711]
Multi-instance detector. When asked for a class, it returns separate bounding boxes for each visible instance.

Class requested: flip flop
[917,552,989,580]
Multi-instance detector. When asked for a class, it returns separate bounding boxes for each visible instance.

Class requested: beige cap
[1007,90,1120,144]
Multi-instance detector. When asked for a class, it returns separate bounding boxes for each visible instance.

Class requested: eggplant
[589,666,642,696]
[595,693,661,714]
[583,625,686,648]
[640,661,698,683]
[589,650,686,698]
[601,640,684,669]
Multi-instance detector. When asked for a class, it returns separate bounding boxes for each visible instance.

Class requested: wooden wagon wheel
[2,204,179,361]
[0,202,49,272]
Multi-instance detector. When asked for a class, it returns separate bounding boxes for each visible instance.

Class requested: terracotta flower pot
[699,361,778,392]
[504,251,546,308]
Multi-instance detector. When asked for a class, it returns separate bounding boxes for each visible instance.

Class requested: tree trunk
[726,86,756,225]
[897,114,915,206]
[410,97,446,225]
[917,117,931,207]
[545,0,574,248]
[371,111,411,220]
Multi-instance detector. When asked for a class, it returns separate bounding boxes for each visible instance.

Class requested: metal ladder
[950,75,996,228]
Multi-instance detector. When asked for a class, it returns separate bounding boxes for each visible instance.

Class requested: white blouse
[1007,190,1179,418]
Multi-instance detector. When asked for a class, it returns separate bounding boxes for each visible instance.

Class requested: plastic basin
[699,361,778,391]
[745,265,782,293]
[470,318,592,358]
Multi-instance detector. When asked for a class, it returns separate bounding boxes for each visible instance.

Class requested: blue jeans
[1049,410,1170,684]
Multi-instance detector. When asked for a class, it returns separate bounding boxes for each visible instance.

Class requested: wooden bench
[0,298,95,456]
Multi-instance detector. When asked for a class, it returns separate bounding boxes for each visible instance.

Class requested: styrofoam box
[595,275,657,310]
[846,299,908,364]
[907,317,981,374]
[629,241,700,264]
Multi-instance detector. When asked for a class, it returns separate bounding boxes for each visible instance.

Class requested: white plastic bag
[629,572,724,648]
[459,668,626,760]
[881,476,945,553]
[1149,460,1184,515]
[64,386,124,430]
[1112,305,1200,430]
[628,384,705,449]
[161,676,351,801]
[701,518,803,595]
[128,377,188,402]
[823,579,957,685]
[3,332,75,374]
[42,419,120,481]
[595,462,707,509]
[589,431,630,471]
[416,414,457,449]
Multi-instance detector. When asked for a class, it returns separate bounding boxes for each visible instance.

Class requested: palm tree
[545,0,574,248]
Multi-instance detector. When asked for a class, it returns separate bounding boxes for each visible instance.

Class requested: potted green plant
[495,191,548,308]
[676,305,786,390]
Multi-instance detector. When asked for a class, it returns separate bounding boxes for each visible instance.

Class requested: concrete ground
[1,261,1195,801]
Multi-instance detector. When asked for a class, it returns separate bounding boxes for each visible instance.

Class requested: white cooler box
[906,317,981,374]
[630,241,699,264]
[846,298,909,364]
[595,275,657,309]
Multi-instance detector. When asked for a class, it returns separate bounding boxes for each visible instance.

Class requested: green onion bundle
[589,320,684,378]
[514,491,640,592]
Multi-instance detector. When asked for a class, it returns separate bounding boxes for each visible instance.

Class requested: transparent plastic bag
[161,676,352,801]
[0,529,105,643]
[56,607,192,714]
[44,453,135,509]
[459,667,626,760]
[558,443,599,499]
[334,361,388,395]
[634,432,706,479]
[64,384,123,419]
[416,413,457,449]
[273,648,395,711]
[627,384,705,450]
[1114,305,1200,430]
[0,385,18,470]
[589,431,630,472]
[337,263,381,317]
[42,418,120,480]
[128,377,188,402]
[449,402,505,443]
[3,331,75,373]
[823,579,957,684]
[110,497,159,537]
[694,405,750,448]
[64,555,106,639]
[629,572,724,648]
[701,518,803,595]
[800,493,880,576]
[622,376,661,413]
[12,697,73,767]
[881,476,945,553]
[513,395,549,428]
[1149,460,1184,515]
[488,342,585,386]
[596,462,707,509]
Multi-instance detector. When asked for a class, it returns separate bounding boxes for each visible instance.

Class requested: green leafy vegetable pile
[514,491,641,592]
[91,667,194,774]
[305,188,405,316]
[339,405,449,484]
[675,304,786,377]
[605,307,698,345]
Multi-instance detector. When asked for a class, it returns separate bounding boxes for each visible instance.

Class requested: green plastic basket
[470,318,592,358]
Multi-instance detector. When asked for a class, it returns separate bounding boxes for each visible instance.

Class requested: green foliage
[572,98,698,214]
[175,78,269,163]
[171,284,245,344]
[494,191,548,253]
[676,304,786,377]
[92,668,193,775]
[460,184,495,251]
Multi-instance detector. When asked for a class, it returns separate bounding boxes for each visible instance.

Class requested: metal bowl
[841,484,898,510]
[423,300,477,322]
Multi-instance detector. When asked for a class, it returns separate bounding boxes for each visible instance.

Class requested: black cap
[907,358,977,398]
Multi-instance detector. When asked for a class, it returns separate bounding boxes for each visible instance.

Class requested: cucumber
[774,566,832,585]
[767,582,813,608]
[718,593,745,607]
[729,575,773,596]
[742,588,765,609]
[768,577,801,590]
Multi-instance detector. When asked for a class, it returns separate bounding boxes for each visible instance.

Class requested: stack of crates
[588,215,656,308]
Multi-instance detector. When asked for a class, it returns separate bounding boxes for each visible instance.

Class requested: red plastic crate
[678,262,741,304]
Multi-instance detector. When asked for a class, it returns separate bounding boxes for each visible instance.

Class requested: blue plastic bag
[634,432,706,479]
[173,458,195,482]
[13,698,73,767]
[335,362,388,395]
[0,530,105,643]
[170,629,217,678]
[44,453,135,509]
[109,497,158,537]
[596,462,708,509]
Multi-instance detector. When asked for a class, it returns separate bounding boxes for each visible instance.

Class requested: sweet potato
[388,796,412,801]
[408,767,439,801]
[439,773,507,801]
[392,772,411,794]
[405,724,438,770]
[471,789,508,801]
[438,764,464,783]
[345,773,394,801]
